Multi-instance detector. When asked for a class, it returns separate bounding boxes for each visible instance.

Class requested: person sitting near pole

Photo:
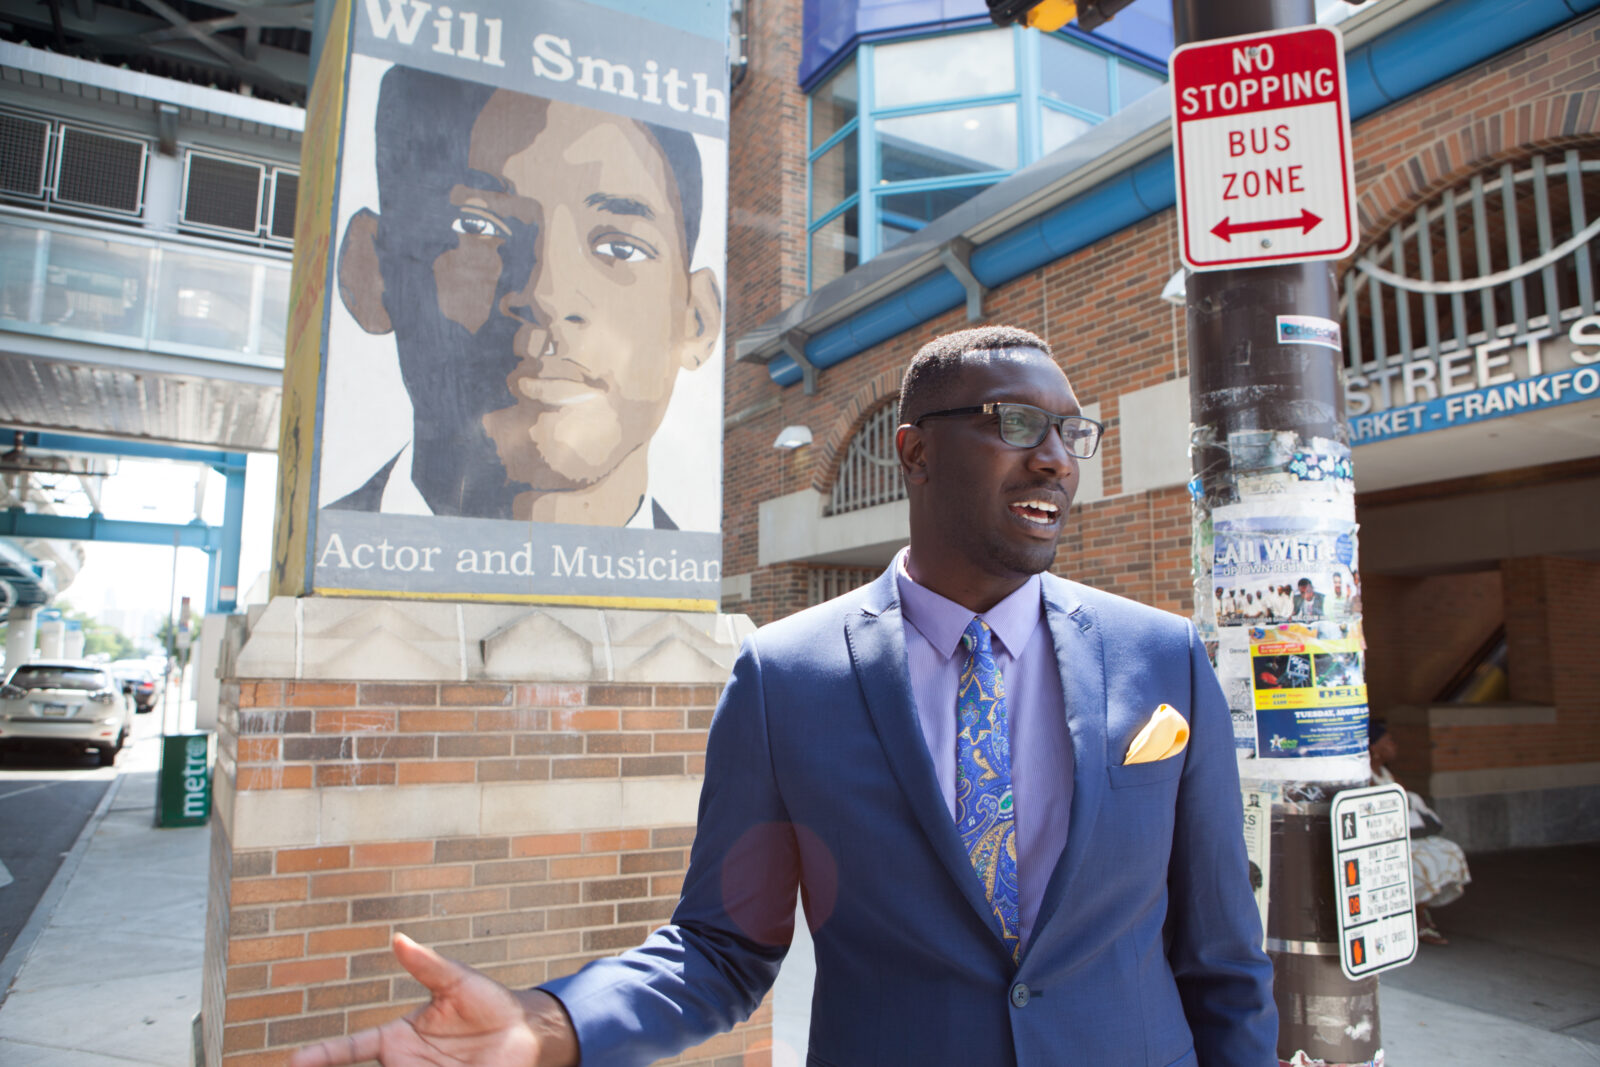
[1368,719,1471,945]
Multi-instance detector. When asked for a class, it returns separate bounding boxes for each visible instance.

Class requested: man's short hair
[897,325,1055,426]
[373,65,704,261]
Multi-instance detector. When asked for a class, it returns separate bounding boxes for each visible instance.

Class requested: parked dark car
[109,661,158,713]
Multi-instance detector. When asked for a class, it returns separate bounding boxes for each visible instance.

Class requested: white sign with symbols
[1170,25,1358,271]
[1331,783,1417,980]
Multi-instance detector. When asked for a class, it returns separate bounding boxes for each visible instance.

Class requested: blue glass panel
[1118,61,1165,106]
[40,230,150,340]
[811,205,860,289]
[877,182,988,251]
[1083,0,1172,64]
[153,251,253,352]
[1040,107,1092,155]
[873,29,1013,110]
[812,133,859,220]
[1040,36,1110,116]
[813,59,860,146]
[877,103,1016,182]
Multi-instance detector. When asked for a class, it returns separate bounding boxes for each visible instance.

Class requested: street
[0,698,165,964]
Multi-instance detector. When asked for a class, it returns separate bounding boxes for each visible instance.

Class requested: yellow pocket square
[1123,704,1190,765]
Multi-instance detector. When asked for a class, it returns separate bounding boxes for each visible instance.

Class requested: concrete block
[614,636,730,683]
[232,596,300,679]
[231,788,321,850]
[480,779,701,835]
[304,623,458,681]
[1117,379,1189,496]
[300,600,461,680]
[320,783,482,845]
[479,611,600,682]
[230,596,752,686]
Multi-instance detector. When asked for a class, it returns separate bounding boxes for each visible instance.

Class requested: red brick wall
[1426,556,1600,775]
[1359,569,1504,779]
[205,679,771,1067]
[726,0,807,340]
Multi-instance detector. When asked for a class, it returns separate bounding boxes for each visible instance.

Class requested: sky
[43,452,279,643]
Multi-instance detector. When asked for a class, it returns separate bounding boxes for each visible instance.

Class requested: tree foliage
[52,600,137,660]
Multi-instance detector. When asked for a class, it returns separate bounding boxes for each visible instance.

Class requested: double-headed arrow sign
[1211,208,1323,243]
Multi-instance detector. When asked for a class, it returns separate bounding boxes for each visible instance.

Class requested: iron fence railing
[1342,150,1600,375]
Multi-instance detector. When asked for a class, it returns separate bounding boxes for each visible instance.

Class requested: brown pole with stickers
[1172,1,1383,1065]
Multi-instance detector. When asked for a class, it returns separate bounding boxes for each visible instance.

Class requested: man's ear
[677,267,723,370]
[896,423,930,486]
[337,208,393,335]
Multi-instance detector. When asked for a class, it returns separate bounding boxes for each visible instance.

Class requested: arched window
[827,402,904,515]
[1341,150,1600,439]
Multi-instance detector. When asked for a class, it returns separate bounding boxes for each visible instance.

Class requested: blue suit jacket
[544,567,1277,1066]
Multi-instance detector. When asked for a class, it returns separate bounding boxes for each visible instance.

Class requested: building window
[180,149,299,247]
[827,401,904,516]
[806,28,1167,290]
[0,108,150,220]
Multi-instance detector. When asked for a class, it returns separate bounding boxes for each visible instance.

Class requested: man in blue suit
[294,326,1276,1067]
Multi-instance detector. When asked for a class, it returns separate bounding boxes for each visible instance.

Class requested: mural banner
[274,0,729,608]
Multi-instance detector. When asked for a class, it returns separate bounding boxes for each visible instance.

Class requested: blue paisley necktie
[955,617,1021,963]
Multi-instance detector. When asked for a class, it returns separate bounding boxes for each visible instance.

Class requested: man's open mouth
[1009,499,1061,526]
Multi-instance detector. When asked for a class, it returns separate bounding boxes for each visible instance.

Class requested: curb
[0,762,128,1006]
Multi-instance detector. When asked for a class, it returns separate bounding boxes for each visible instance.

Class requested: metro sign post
[1172,25,1357,271]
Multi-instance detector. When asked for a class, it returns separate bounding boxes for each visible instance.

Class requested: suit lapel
[843,571,1009,946]
[1028,578,1107,948]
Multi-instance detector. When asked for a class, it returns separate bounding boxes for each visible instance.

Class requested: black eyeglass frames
[913,402,1104,458]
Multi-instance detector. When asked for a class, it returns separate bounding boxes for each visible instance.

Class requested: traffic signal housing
[985,0,1139,32]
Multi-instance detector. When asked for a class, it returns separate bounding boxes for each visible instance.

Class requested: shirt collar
[380,443,432,516]
[895,548,1044,659]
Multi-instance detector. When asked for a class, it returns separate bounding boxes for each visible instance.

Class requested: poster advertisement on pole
[1170,25,1358,271]
[1209,488,1365,765]
[1332,783,1417,980]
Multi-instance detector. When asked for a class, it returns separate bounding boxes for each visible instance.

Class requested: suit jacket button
[1010,982,1030,1008]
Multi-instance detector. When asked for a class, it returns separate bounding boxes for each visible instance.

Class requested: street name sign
[1330,783,1417,980]
[1171,25,1358,271]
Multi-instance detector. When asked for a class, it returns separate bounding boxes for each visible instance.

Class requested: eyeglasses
[914,402,1104,458]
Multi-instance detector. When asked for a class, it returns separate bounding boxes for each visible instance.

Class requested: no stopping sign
[1171,25,1358,271]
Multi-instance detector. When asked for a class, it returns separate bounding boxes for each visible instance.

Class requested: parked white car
[0,660,132,766]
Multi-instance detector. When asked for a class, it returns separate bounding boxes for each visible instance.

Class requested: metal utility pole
[1174,1,1381,1064]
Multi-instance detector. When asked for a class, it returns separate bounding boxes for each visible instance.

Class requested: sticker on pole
[1171,25,1358,271]
[1330,783,1417,980]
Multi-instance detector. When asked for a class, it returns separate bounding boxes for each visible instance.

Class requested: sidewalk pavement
[0,732,208,1066]
[0,731,1594,1065]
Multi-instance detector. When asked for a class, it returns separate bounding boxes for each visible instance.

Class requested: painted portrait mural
[274,0,728,608]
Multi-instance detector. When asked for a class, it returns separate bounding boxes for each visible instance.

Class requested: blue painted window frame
[806,25,1167,291]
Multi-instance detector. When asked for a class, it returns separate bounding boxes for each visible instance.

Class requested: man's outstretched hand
[289,933,579,1067]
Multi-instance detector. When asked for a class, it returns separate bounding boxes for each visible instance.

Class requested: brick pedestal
[202,597,769,1067]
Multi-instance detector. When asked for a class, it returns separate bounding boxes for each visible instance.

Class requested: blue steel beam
[5,429,249,613]
[210,463,246,613]
[0,509,221,551]
[9,430,246,471]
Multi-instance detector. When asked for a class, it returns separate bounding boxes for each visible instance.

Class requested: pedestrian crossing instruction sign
[1331,783,1417,979]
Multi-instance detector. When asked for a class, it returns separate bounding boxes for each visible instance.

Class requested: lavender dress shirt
[895,551,1074,950]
